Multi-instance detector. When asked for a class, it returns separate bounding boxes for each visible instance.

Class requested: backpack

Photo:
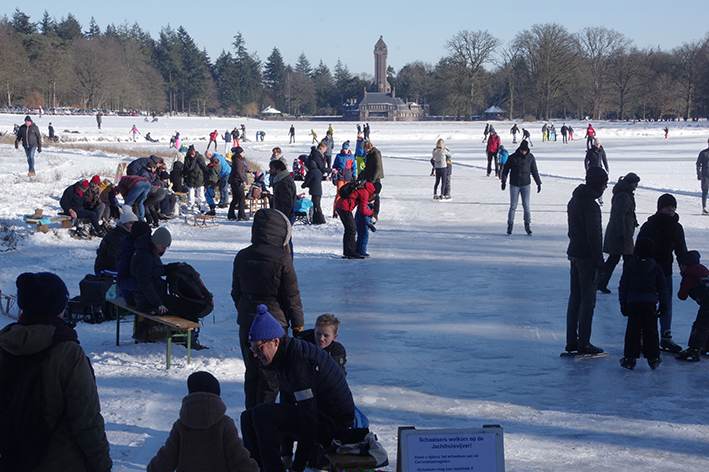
[165,263,214,320]
[338,180,367,199]
[0,340,66,472]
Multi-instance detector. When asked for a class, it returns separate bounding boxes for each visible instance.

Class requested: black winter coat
[636,212,687,276]
[95,225,130,273]
[501,150,541,187]
[60,181,88,213]
[584,146,609,171]
[567,184,604,266]
[183,153,207,188]
[272,336,355,472]
[229,157,247,186]
[619,256,668,305]
[603,179,637,255]
[116,235,139,305]
[272,170,297,217]
[232,210,303,330]
[130,233,167,310]
[15,122,42,150]
[127,156,159,176]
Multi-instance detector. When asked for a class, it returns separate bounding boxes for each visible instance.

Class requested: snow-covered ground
[1,114,709,472]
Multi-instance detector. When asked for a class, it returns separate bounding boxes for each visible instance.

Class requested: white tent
[260,106,282,114]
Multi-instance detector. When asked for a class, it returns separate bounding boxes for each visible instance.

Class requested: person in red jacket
[585,124,596,150]
[335,182,375,259]
[207,129,219,151]
[486,132,501,177]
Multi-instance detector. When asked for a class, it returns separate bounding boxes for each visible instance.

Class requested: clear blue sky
[7,0,708,76]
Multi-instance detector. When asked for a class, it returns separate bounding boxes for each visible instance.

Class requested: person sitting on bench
[60,179,105,237]
[95,207,138,275]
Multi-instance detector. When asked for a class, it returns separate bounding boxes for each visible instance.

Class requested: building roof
[484,105,505,114]
[359,92,409,110]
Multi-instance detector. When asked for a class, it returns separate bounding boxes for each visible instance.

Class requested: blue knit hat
[249,305,285,342]
[342,141,350,150]
[16,272,69,317]
[678,250,701,267]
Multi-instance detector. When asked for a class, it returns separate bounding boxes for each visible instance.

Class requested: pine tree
[264,47,286,111]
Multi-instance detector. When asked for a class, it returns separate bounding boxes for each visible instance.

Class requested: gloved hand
[537,183,542,193]
[37,148,42,153]
[501,181,506,191]
[657,304,668,318]
[368,223,377,232]
[292,326,304,339]
[620,304,628,317]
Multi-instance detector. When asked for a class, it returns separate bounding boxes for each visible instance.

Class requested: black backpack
[0,340,66,472]
[166,263,214,320]
[338,180,367,199]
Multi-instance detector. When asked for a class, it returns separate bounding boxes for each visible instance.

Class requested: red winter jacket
[678,263,709,301]
[335,183,375,215]
[209,130,219,141]
[486,133,500,153]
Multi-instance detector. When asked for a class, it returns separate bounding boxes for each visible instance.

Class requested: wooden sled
[185,214,218,227]
[0,291,21,320]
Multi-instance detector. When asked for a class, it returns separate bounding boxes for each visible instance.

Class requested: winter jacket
[302,164,323,196]
[214,153,231,177]
[585,126,596,138]
[696,147,709,179]
[116,235,139,305]
[432,147,451,169]
[486,134,500,153]
[0,322,112,472]
[83,184,103,211]
[678,263,709,303]
[15,122,42,151]
[301,329,347,376]
[60,181,89,213]
[209,130,219,141]
[171,149,187,192]
[204,162,222,188]
[272,170,297,217]
[231,209,303,330]
[333,150,357,181]
[362,146,384,182]
[272,336,355,472]
[323,135,335,159]
[115,175,150,198]
[94,224,130,273]
[584,146,609,171]
[501,149,541,187]
[603,179,637,255]
[567,184,604,266]
[336,183,375,214]
[183,153,207,188]
[130,232,167,310]
[637,212,687,277]
[147,392,258,472]
[126,156,159,176]
[229,155,247,186]
[619,256,668,305]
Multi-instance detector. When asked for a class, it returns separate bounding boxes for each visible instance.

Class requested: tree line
[2,9,708,120]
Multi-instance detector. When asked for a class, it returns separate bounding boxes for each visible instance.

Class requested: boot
[206,205,216,216]
[506,223,513,235]
[661,331,682,353]
[524,223,532,235]
[619,357,636,370]
[677,348,701,361]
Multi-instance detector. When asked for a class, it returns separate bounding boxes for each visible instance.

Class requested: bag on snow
[0,340,67,472]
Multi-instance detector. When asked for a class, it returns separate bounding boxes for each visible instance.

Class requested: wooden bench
[245,197,269,216]
[324,453,377,472]
[108,297,201,369]
[24,213,73,233]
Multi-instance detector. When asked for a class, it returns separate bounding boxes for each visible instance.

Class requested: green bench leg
[166,333,172,370]
[187,330,192,364]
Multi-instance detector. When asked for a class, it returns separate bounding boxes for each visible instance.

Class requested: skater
[336,181,376,259]
[228,146,249,221]
[676,251,709,361]
[522,127,532,146]
[444,146,453,199]
[637,193,688,353]
[618,237,667,370]
[486,131,501,177]
[695,138,709,214]
[332,141,357,215]
[483,123,490,143]
[207,129,219,150]
[598,173,641,294]
[14,115,42,176]
[288,125,295,143]
[585,123,596,150]
[301,141,330,224]
[360,140,383,221]
[432,139,451,200]
[231,127,240,146]
[510,124,519,144]
[561,124,569,144]
[584,138,609,173]
[147,371,258,472]
[129,124,140,142]
[565,166,609,355]
[664,126,669,139]
[96,111,102,129]
[323,130,335,169]
[310,129,318,144]
[224,129,232,154]
[568,125,574,141]
[500,140,541,235]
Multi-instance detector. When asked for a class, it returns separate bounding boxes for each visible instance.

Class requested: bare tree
[672,39,706,119]
[495,43,525,119]
[513,23,579,120]
[607,46,642,120]
[445,30,500,117]
[70,37,121,109]
[0,22,30,106]
[577,27,628,119]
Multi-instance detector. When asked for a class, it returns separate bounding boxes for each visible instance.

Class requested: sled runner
[185,214,218,227]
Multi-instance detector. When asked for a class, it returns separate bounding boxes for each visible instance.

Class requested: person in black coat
[116,221,151,306]
[15,115,42,175]
[241,307,355,472]
[269,159,297,256]
[232,209,304,408]
[94,210,138,274]
[695,138,709,213]
[636,193,688,353]
[126,155,159,176]
[584,139,609,172]
[302,142,330,225]
[500,140,541,235]
[60,180,104,236]
[228,146,248,221]
[565,166,608,355]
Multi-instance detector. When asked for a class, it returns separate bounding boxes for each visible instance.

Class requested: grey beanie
[152,227,172,247]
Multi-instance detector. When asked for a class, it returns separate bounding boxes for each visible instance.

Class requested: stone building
[343,36,427,121]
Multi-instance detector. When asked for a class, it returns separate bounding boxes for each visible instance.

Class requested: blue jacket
[273,337,355,472]
[333,150,357,181]
[213,153,232,177]
[127,156,159,176]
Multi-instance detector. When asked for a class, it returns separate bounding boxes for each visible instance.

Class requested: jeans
[24,147,37,174]
[355,210,370,255]
[434,167,447,196]
[566,257,599,348]
[123,180,151,220]
[507,184,531,226]
[219,175,230,205]
[205,187,216,206]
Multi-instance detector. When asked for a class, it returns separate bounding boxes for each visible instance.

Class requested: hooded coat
[183,152,207,188]
[60,181,89,213]
[231,209,303,330]
[501,149,541,187]
[619,256,668,305]
[0,322,112,472]
[272,169,297,217]
[637,212,687,277]
[147,392,259,472]
[567,183,604,266]
[130,232,166,310]
[603,178,638,255]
